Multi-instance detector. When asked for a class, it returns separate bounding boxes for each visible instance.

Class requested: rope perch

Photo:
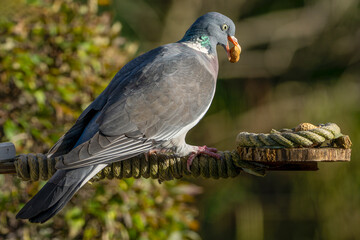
[0,122,351,182]
[13,151,265,182]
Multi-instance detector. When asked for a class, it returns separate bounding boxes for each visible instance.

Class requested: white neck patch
[181,41,212,56]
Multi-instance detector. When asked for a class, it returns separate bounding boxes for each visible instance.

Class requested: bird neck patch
[181,35,213,56]
[199,35,210,47]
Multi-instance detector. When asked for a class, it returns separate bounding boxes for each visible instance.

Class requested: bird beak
[226,36,240,61]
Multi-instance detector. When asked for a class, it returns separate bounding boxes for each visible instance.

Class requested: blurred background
[0,0,359,239]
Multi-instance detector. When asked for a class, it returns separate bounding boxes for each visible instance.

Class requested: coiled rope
[13,151,266,182]
[237,123,342,148]
[10,122,349,182]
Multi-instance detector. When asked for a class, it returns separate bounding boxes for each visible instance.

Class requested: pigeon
[16,12,240,223]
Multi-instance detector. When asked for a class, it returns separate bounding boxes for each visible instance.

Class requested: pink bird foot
[187,145,221,172]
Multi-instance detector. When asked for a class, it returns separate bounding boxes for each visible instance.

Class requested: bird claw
[187,145,221,172]
[145,149,159,161]
[145,149,169,161]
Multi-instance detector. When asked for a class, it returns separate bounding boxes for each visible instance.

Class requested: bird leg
[145,145,221,172]
[187,145,221,172]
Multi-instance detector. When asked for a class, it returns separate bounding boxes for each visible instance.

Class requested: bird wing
[47,45,166,158]
[55,43,217,169]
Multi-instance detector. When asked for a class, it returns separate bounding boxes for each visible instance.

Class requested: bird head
[180,12,240,62]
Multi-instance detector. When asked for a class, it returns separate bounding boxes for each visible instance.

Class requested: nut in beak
[227,36,241,63]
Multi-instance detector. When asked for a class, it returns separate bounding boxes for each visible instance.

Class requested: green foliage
[0,0,135,153]
[0,0,200,239]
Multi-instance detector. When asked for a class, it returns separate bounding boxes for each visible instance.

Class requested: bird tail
[16,164,106,223]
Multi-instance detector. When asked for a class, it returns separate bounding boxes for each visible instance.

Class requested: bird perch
[0,123,352,182]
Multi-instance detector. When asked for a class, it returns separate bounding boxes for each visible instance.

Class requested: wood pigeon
[16,12,240,223]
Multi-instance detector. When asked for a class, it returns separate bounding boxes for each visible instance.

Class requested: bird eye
[221,24,229,31]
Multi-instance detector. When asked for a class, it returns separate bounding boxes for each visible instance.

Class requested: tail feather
[27,182,81,223]
[16,164,105,223]
[16,110,106,223]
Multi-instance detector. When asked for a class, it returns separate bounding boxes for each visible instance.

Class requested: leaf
[3,120,19,139]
